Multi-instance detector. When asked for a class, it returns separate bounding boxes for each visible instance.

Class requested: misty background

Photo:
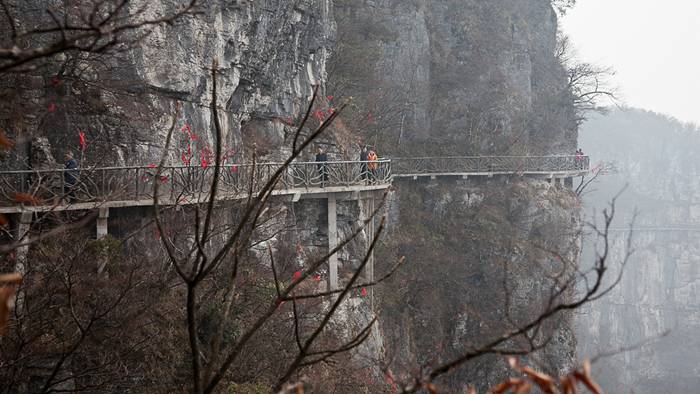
[564,2,700,392]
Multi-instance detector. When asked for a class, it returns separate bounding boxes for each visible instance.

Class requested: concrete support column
[15,212,33,275]
[366,196,375,310]
[96,208,109,239]
[358,196,377,311]
[327,194,338,293]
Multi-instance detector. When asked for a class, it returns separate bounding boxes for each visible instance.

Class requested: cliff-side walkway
[0,155,589,213]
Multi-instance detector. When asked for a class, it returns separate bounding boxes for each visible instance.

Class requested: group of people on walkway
[315,145,379,187]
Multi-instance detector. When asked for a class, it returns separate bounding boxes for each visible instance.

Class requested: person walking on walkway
[315,147,328,187]
[359,145,369,182]
[575,148,585,169]
[64,150,79,202]
[367,149,378,183]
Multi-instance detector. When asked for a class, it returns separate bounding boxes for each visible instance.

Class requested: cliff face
[577,109,700,392]
[330,0,576,155]
[0,1,335,169]
[332,0,582,390]
[1,0,583,390]
[378,178,580,391]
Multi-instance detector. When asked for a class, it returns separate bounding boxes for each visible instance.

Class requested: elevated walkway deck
[0,156,589,213]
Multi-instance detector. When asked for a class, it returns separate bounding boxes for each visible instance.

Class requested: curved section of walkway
[0,160,392,213]
[0,156,591,213]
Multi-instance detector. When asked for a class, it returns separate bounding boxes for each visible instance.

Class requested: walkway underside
[0,156,590,213]
[0,184,389,214]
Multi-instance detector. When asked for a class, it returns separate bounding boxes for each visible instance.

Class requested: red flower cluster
[79,131,87,150]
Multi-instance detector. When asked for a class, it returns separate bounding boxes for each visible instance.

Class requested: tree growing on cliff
[556,34,618,124]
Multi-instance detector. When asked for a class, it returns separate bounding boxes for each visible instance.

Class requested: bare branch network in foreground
[0,0,200,72]
[398,189,633,393]
[150,60,404,394]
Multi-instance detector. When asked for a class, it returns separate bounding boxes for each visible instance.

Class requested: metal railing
[0,156,590,208]
[0,160,392,207]
[392,155,589,175]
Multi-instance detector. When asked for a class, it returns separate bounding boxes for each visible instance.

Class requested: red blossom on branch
[314,109,326,122]
[78,131,87,150]
[48,103,57,113]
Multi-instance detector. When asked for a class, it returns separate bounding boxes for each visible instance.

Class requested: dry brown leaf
[519,366,556,394]
[427,383,439,394]
[11,192,41,205]
[582,360,592,378]
[560,376,578,394]
[466,386,477,394]
[0,129,14,150]
[0,273,22,335]
[0,273,22,284]
[573,371,602,394]
[488,378,525,394]
[514,381,532,394]
[0,213,8,227]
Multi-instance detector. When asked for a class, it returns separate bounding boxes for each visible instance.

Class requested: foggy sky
[561,0,700,125]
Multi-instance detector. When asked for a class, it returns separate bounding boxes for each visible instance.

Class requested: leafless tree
[149,61,405,394]
[575,161,617,196]
[556,34,618,124]
[395,190,632,393]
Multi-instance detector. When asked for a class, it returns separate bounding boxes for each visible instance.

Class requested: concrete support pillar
[327,194,338,293]
[366,196,375,310]
[358,196,376,311]
[96,208,109,239]
[15,212,33,275]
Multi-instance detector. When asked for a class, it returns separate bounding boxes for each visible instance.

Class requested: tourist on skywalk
[575,148,584,169]
[359,145,369,182]
[64,150,79,203]
[315,147,328,187]
[367,149,378,183]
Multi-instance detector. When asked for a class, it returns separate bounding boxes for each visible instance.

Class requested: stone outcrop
[0,1,336,169]
[379,177,580,391]
[330,0,576,156]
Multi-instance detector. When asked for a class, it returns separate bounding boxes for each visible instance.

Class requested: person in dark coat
[64,151,79,202]
[315,147,328,187]
[359,145,369,182]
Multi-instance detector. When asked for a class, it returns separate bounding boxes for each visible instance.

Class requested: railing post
[96,208,109,239]
[15,211,33,276]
